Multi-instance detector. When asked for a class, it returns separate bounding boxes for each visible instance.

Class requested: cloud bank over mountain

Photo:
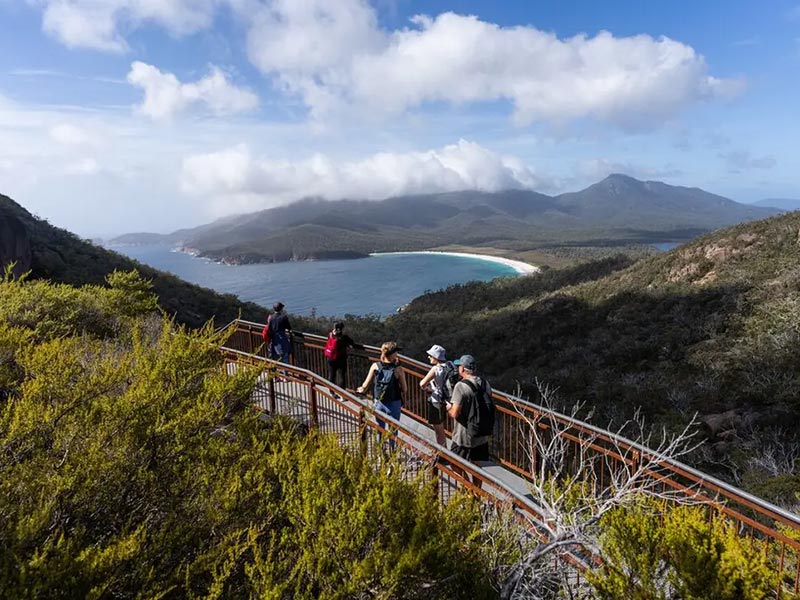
[180,139,551,213]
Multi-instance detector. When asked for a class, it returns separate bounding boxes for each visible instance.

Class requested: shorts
[450,442,490,463]
[426,398,446,425]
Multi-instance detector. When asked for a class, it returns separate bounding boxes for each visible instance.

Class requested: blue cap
[454,354,476,372]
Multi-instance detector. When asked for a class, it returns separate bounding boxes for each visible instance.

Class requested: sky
[0,0,798,237]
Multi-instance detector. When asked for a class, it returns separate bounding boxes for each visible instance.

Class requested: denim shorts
[374,399,402,421]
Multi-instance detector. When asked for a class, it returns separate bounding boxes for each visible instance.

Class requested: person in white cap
[419,344,457,446]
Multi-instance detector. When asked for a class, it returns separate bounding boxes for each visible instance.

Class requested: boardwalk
[222,319,800,594]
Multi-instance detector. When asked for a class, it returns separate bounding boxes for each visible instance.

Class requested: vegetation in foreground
[0,271,784,598]
[0,271,494,598]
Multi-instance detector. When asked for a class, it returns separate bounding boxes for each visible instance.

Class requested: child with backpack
[357,341,408,449]
[323,321,358,389]
[448,354,495,489]
[419,344,459,446]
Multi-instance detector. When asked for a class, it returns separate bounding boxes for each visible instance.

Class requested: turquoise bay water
[113,245,517,317]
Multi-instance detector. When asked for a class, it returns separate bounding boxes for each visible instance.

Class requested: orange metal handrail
[220,346,556,540]
[224,319,800,594]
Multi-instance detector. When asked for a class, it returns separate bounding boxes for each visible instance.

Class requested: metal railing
[223,319,800,595]
[219,346,561,557]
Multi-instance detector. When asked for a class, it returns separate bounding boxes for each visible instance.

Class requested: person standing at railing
[419,344,457,447]
[324,321,361,389]
[268,302,293,363]
[448,355,494,489]
[357,341,407,449]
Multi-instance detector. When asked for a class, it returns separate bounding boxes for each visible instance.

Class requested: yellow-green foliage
[588,500,779,600]
[0,274,492,598]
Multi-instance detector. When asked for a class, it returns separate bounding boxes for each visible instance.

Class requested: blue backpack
[374,363,400,404]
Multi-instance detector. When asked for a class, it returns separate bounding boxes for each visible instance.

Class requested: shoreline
[369,251,540,275]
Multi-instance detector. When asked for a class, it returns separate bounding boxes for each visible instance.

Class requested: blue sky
[0,0,798,237]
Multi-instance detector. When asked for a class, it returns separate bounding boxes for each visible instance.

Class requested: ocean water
[652,242,680,251]
[113,245,518,317]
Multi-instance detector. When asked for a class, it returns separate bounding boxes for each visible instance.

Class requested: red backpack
[323,333,340,361]
[261,315,272,345]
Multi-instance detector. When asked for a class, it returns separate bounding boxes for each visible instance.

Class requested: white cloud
[127,61,258,120]
[180,139,549,213]
[245,5,743,128]
[33,0,741,129]
[49,123,94,145]
[38,0,220,52]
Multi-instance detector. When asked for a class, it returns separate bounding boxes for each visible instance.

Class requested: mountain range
[751,198,800,211]
[112,174,778,264]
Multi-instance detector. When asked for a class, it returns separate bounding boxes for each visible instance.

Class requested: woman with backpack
[324,321,357,389]
[419,344,456,446]
[357,341,408,448]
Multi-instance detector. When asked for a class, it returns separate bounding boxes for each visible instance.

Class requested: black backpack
[460,379,495,438]
[436,361,460,403]
[374,363,400,404]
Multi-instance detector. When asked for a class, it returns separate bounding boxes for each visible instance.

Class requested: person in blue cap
[448,354,493,488]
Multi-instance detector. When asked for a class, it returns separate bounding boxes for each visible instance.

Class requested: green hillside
[0,193,267,328]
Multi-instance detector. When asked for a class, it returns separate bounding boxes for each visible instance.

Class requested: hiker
[448,354,495,489]
[357,341,407,448]
[419,344,457,446]
[324,321,359,388]
[268,302,293,363]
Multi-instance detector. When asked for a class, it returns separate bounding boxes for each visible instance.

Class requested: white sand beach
[369,251,540,275]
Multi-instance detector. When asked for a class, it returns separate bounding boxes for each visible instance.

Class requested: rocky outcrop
[0,212,32,278]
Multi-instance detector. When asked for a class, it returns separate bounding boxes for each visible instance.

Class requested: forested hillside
[0,193,266,327]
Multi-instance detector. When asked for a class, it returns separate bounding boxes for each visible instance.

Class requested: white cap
[426,344,446,362]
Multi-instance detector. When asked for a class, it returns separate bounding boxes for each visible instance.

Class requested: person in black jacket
[325,321,359,388]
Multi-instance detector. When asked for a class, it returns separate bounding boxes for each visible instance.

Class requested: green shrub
[588,501,779,600]
[0,274,493,598]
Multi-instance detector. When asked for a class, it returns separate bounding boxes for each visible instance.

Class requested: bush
[0,274,494,598]
[588,501,779,600]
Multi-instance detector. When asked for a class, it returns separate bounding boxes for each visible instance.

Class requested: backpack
[460,379,495,438]
[261,315,272,345]
[324,333,340,361]
[374,363,400,404]
[434,361,460,403]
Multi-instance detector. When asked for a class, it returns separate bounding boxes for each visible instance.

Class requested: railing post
[268,370,276,414]
[309,380,319,429]
[359,408,368,457]
[430,452,441,499]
